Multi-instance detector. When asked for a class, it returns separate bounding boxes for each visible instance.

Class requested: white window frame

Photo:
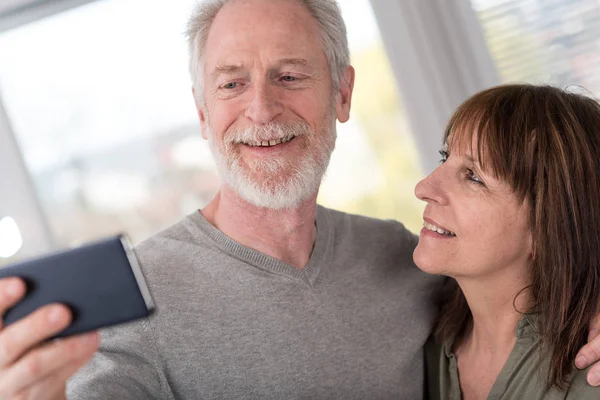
[0,96,54,257]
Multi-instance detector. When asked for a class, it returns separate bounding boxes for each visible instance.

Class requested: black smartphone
[0,235,154,338]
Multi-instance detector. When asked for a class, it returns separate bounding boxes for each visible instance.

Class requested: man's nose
[244,81,284,125]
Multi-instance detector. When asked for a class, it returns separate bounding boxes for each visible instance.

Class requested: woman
[414,84,600,399]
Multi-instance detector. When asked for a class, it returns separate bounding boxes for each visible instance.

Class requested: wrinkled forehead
[204,0,325,69]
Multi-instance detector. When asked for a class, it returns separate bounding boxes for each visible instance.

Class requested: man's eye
[281,75,297,82]
[223,82,239,89]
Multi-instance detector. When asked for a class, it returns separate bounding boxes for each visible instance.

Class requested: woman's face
[413,138,532,281]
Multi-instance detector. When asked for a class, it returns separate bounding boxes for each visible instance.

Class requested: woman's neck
[453,275,532,400]
[458,276,530,352]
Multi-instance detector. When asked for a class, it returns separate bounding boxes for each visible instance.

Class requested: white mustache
[225,121,312,145]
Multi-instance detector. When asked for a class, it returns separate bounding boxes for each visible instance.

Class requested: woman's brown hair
[435,84,600,390]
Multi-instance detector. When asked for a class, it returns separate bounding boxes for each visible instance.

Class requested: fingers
[25,346,97,400]
[0,277,99,399]
[13,378,67,400]
[575,312,600,386]
[0,278,26,328]
[589,303,600,343]
[576,333,600,386]
[0,303,72,367]
[589,328,600,343]
[12,355,87,400]
[586,362,600,387]
[581,321,600,386]
[0,331,99,398]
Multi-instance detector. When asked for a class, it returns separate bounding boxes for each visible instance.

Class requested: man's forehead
[204,0,322,55]
[203,33,325,74]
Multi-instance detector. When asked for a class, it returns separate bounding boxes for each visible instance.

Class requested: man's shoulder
[135,212,200,253]
[320,205,415,231]
[319,205,418,248]
[132,212,211,277]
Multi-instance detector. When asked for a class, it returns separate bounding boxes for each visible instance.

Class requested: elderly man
[1,0,599,399]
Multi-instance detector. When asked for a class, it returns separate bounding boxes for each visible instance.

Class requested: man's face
[197,0,353,209]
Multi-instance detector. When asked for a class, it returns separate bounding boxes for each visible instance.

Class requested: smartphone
[0,235,154,338]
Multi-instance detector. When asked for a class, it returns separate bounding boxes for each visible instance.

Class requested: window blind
[471,0,600,95]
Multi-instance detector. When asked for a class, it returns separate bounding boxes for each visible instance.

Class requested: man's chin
[225,173,316,210]
[236,186,308,210]
[218,154,327,208]
[243,160,293,175]
[243,167,294,184]
[243,179,296,195]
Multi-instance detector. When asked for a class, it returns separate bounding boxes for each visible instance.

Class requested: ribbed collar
[183,205,334,287]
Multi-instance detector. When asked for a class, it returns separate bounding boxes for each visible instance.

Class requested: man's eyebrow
[211,58,310,76]
[212,64,244,77]
[277,58,310,67]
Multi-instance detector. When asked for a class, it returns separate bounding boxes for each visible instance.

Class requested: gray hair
[186,0,350,104]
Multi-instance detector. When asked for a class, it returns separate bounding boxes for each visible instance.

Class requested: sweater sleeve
[66,317,174,400]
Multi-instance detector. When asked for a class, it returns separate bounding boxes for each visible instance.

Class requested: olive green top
[425,314,599,399]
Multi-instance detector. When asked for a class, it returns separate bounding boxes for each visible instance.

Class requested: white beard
[206,118,336,209]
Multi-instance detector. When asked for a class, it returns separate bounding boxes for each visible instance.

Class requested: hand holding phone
[0,278,98,399]
[0,235,155,337]
[0,235,154,398]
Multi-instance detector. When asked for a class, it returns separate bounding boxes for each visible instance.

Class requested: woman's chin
[413,247,446,275]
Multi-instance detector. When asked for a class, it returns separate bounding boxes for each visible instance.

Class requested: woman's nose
[414,167,447,205]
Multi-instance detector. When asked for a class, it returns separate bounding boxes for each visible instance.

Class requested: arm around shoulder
[564,367,600,399]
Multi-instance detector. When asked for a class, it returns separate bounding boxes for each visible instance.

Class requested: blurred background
[1,0,599,266]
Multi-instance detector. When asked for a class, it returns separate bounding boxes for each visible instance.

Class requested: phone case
[0,235,155,338]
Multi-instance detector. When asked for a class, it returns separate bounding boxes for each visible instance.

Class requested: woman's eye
[466,169,483,185]
[438,149,448,164]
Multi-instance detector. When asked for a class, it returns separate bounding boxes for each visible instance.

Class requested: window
[0,0,215,249]
[319,0,425,233]
[0,0,425,255]
[472,0,600,94]
[0,216,23,259]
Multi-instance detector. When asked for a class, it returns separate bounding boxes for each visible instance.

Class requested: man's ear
[192,87,208,140]
[335,65,355,123]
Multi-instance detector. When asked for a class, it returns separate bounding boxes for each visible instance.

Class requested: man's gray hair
[186,0,350,104]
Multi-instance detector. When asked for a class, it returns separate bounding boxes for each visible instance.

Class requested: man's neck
[201,186,318,269]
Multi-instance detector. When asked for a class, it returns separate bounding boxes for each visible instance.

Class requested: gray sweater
[67,206,443,399]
